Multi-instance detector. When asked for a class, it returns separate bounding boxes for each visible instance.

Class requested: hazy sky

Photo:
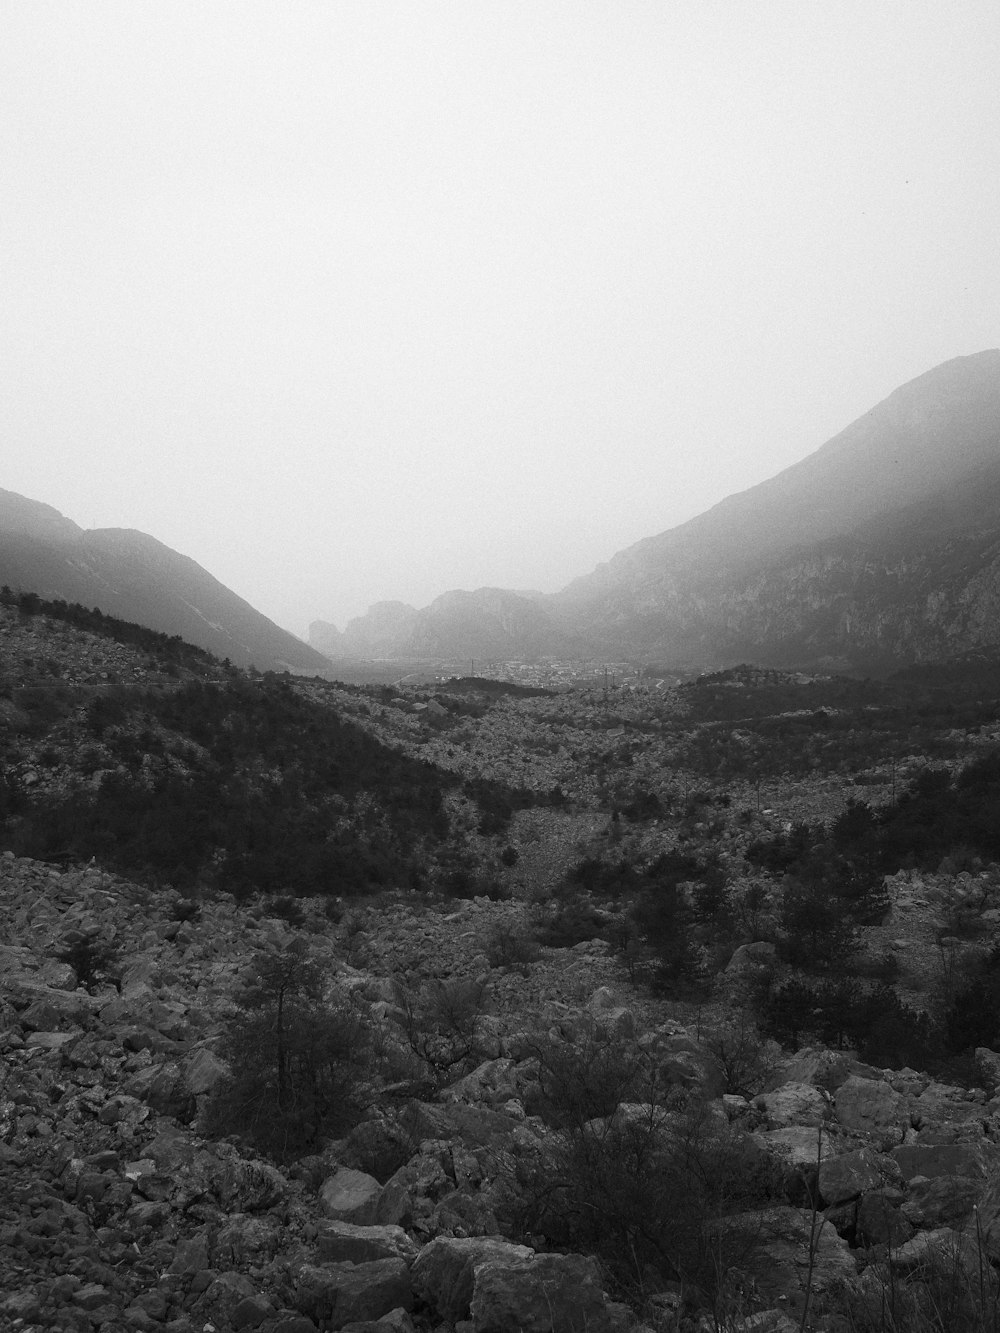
[2,2,999,638]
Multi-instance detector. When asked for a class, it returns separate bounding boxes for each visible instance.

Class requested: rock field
[4,847,1000,1332]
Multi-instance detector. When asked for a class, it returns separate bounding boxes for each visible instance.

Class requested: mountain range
[312,349,1000,672]
[4,349,999,676]
[0,490,329,673]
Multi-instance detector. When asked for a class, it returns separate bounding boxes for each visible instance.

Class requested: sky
[2,2,999,640]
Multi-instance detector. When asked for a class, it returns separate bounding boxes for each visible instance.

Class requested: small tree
[58,935,120,993]
[208,939,375,1160]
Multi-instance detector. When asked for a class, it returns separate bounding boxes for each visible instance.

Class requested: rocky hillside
[312,351,1000,673]
[9,850,1000,1332]
[10,599,1000,1328]
[0,489,330,674]
[551,349,1000,669]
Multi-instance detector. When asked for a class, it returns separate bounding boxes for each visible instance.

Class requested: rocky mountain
[312,587,578,663]
[313,351,1000,672]
[0,489,330,674]
[551,349,1000,669]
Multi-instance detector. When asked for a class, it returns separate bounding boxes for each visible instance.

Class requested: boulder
[338,1312,415,1333]
[902,1173,982,1229]
[834,1076,906,1135]
[182,1045,231,1097]
[718,1206,856,1315]
[818,1149,889,1206]
[887,1227,983,1277]
[193,1273,262,1328]
[891,1142,991,1182]
[856,1189,914,1248]
[754,1083,830,1129]
[374,1145,453,1229]
[470,1251,611,1333]
[912,1081,987,1128]
[773,1048,862,1093]
[321,1167,383,1224]
[410,1236,533,1322]
[213,1150,289,1212]
[294,1259,412,1326]
[215,1214,285,1265]
[316,1221,419,1267]
[752,1126,833,1167]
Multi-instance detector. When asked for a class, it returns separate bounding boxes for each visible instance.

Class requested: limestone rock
[213,1149,289,1212]
[902,1173,982,1228]
[856,1189,914,1248]
[316,1220,420,1267]
[891,1141,992,1182]
[754,1082,830,1129]
[470,1251,611,1333]
[720,1205,856,1313]
[818,1148,889,1206]
[294,1258,413,1326]
[834,1076,906,1135]
[410,1236,533,1322]
[321,1167,383,1224]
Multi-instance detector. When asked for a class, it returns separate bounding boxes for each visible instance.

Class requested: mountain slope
[0,489,329,673]
[549,349,1000,668]
[309,351,1000,671]
[313,586,581,662]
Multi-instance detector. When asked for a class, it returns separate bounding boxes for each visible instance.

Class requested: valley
[3,352,1000,1330]
[4,589,1000,1330]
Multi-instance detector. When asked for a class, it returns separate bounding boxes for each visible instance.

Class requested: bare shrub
[838,1228,1000,1332]
[702,1010,780,1098]
[505,1087,775,1313]
[483,919,539,975]
[400,976,491,1084]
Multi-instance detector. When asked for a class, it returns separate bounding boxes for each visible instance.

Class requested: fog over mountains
[0,490,329,674]
[313,349,1000,672]
[3,350,999,676]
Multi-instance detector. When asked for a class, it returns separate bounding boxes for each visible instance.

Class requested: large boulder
[834,1076,906,1136]
[856,1189,914,1248]
[818,1148,893,1206]
[294,1259,413,1327]
[891,1142,992,1183]
[902,1174,983,1229]
[321,1168,383,1224]
[721,1206,856,1317]
[754,1083,830,1130]
[470,1251,611,1333]
[410,1237,533,1323]
[316,1221,419,1267]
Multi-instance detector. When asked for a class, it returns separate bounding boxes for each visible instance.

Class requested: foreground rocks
[6,852,1000,1331]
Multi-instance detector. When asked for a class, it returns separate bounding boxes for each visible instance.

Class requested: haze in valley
[2,1,999,639]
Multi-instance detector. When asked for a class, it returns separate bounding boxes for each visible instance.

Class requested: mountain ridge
[0,490,329,673]
[311,350,1000,671]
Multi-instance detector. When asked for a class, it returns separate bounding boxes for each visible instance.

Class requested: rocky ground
[5,848,1000,1333]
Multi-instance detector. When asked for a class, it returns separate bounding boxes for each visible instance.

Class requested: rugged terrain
[5,598,1000,1330]
[311,350,1000,672]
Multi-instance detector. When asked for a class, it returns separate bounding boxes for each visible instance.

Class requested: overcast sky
[2,2,999,638]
